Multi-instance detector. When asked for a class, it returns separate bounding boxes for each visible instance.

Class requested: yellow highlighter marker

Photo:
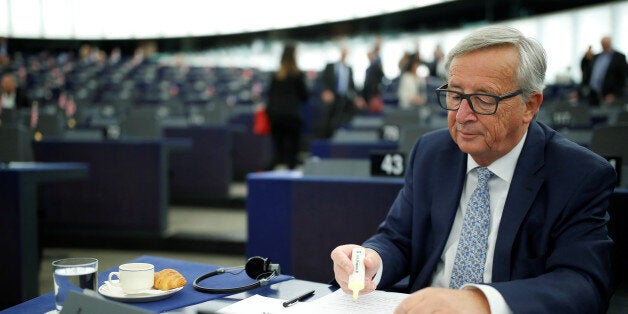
[348,247,365,299]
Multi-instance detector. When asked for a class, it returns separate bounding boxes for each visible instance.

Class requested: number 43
[381,154,404,176]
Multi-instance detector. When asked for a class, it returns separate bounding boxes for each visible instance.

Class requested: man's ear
[524,92,543,123]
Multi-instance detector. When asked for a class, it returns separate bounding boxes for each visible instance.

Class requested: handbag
[253,107,271,135]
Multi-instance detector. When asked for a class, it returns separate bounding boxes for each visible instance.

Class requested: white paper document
[217,289,408,314]
[217,294,287,313]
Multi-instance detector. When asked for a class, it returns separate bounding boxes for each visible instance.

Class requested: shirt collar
[466,131,528,184]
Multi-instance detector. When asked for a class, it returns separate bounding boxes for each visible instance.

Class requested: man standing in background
[0,37,9,66]
[319,46,365,138]
[1,73,31,110]
[362,37,385,113]
[586,36,627,106]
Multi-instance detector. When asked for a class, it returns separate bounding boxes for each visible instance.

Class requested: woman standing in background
[397,53,427,109]
[265,43,309,170]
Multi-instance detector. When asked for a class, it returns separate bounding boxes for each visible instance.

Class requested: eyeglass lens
[438,91,497,114]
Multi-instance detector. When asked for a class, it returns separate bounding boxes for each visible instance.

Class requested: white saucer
[98,280,183,303]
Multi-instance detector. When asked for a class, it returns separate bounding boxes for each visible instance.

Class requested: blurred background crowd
[0,1,626,149]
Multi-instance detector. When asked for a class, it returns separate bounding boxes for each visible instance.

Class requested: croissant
[153,269,187,290]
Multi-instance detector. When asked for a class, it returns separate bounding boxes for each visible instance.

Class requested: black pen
[282,289,315,307]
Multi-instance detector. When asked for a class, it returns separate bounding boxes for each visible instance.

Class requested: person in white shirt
[1,73,30,110]
[396,53,427,110]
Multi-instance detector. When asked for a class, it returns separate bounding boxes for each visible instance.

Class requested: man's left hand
[394,287,490,314]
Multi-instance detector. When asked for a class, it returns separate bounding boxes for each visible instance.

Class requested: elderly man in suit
[1,72,32,124]
[1,72,31,109]
[586,36,627,106]
[319,46,365,138]
[331,25,615,313]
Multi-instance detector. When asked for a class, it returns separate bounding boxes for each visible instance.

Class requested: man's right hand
[330,244,382,296]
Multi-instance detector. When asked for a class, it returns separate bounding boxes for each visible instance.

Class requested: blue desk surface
[2,256,294,313]
[165,278,336,313]
[34,137,192,147]
[309,140,398,159]
[0,161,89,176]
[248,169,404,184]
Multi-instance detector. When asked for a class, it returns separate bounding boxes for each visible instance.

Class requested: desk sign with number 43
[370,152,406,177]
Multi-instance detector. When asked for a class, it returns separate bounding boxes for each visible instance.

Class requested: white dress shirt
[335,62,349,95]
[397,72,426,109]
[1,92,16,109]
[375,132,528,313]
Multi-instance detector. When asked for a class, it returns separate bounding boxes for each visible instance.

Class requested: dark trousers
[269,116,302,169]
[322,96,354,139]
[589,89,601,106]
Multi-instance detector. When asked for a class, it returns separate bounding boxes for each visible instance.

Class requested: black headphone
[193,256,281,294]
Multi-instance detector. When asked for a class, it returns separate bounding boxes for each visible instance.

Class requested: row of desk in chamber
[1,125,271,308]
[2,119,399,307]
[28,125,271,236]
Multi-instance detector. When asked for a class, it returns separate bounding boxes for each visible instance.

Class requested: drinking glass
[52,257,98,311]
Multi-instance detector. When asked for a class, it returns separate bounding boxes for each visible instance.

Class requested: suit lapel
[492,122,546,282]
[416,142,467,288]
[431,148,467,248]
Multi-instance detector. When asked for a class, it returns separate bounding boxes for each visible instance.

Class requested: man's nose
[456,98,476,122]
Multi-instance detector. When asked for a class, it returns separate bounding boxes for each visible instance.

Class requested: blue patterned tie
[450,167,493,289]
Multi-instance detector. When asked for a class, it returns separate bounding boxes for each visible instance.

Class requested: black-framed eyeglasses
[435,84,523,115]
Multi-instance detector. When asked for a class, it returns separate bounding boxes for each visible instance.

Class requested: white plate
[98,280,183,303]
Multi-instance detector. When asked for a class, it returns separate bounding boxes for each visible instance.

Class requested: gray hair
[444,25,546,97]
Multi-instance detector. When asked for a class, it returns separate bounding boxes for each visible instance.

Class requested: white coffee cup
[107,263,154,293]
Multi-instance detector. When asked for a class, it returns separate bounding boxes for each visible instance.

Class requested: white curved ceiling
[0,0,453,39]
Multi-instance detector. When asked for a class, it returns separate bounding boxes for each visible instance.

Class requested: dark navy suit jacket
[364,121,616,313]
[588,50,627,97]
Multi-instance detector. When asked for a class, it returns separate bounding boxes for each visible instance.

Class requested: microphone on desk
[193,256,281,294]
